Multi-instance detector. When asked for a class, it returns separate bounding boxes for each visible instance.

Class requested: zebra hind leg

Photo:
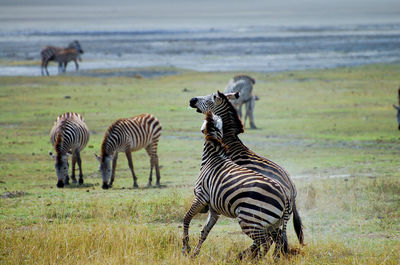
[272,228,289,260]
[191,209,219,257]
[146,145,161,187]
[238,241,261,260]
[237,220,263,260]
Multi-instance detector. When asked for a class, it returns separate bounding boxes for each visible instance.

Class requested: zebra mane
[233,74,256,84]
[101,118,123,159]
[54,119,67,157]
[204,112,227,151]
[217,91,244,135]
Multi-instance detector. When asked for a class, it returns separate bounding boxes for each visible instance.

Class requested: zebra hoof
[102,183,109,189]
[133,184,139,189]
[71,178,77,184]
[79,178,84,185]
[57,181,64,188]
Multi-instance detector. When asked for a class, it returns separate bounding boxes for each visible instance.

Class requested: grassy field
[1,64,400,264]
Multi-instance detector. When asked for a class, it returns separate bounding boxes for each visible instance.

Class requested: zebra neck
[215,102,244,136]
[201,142,226,167]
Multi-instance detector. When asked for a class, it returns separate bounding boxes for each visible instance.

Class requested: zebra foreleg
[192,209,219,257]
[154,154,161,187]
[125,150,138,188]
[44,60,50,76]
[75,151,84,184]
[41,59,46,76]
[182,199,207,256]
[74,59,79,72]
[71,153,78,184]
[109,152,118,188]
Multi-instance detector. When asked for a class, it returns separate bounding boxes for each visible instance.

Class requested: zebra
[49,112,90,188]
[182,112,291,259]
[189,91,304,247]
[41,40,84,76]
[95,114,162,189]
[393,87,400,130]
[224,75,258,129]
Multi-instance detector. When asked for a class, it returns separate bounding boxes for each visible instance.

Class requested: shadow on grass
[111,184,168,190]
[63,183,98,189]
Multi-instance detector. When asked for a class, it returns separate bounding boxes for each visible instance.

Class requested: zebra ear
[94,153,101,162]
[225,92,238,100]
[49,151,55,160]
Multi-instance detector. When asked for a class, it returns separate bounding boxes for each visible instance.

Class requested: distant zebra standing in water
[182,112,291,259]
[224,75,258,129]
[95,114,162,189]
[49,112,90,188]
[393,87,400,130]
[41,40,84,76]
[189,91,304,248]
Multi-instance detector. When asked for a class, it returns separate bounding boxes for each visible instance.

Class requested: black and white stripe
[49,112,90,188]
[95,114,162,189]
[41,40,84,76]
[189,91,304,246]
[182,112,291,259]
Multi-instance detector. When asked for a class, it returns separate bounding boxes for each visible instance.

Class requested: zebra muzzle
[56,180,64,188]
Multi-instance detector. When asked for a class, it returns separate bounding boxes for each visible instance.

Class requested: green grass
[1,64,400,264]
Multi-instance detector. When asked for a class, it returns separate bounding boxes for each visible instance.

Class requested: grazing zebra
[189,91,304,247]
[224,75,258,129]
[95,114,162,189]
[49,112,90,188]
[393,87,400,130]
[41,40,84,76]
[182,112,291,259]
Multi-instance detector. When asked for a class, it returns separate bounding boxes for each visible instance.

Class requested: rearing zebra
[95,114,162,189]
[41,40,84,76]
[49,112,90,188]
[189,91,304,246]
[182,112,291,259]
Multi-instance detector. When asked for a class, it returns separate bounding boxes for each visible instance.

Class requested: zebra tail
[292,201,304,246]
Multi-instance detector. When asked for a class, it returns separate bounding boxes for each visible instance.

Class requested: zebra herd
[41,40,84,76]
[50,113,162,189]
[49,79,304,260]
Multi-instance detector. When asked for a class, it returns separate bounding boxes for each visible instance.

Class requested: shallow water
[1,2,400,76]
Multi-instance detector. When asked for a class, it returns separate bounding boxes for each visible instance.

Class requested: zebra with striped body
[49,112,90,188]
[182,112,291,259]
[95,114,162,189]
[189,91,304,247]
[41,40,84,76]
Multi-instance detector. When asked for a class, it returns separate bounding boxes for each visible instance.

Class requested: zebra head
[50,152,69,188]
[95,154,112,189]
[190,91,240,114]
[68,40,84,54]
